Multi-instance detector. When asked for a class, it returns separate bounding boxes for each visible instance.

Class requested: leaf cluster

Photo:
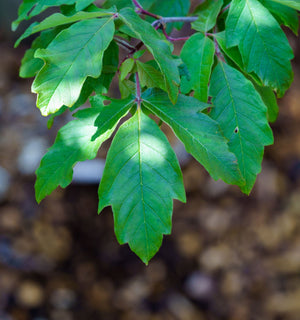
[13,0,299,263]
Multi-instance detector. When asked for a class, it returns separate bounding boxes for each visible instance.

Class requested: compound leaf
[142,89,243,186]
[209,61,273,194]
[180,33,215,102]
[35,107,115,203]
[32,17,115,116]
[226,0,294,97]
[120,8,180,104]
[98,109,186,264]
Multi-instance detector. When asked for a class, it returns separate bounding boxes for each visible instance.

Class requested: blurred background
[0,1,300,320]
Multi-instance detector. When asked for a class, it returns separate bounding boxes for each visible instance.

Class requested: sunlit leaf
[226,0,294,96]
[98,109,186,264]
[142,89,243,186]
[35,107,115,203]
[32,17,115,116]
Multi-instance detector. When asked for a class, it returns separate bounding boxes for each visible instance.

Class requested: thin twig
[159,16,198,24]
[114,37,136,52]
[220,3,231,15]
[214,37,225,62]
[162,28,190,42]
[132,0,160,19]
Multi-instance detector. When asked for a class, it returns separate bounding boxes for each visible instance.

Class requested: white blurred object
[72,159,105,184]
[17,138,48,175]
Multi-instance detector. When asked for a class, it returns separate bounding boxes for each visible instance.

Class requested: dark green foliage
[14,0,299,263]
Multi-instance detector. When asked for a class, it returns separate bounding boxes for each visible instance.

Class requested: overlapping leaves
[13,0,299,263]
[226,0,294,97]
[33,17,115,115]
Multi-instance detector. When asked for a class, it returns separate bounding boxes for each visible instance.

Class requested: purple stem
[162,28,190,42]
[214,37,225,62]
[220,4,231,15]
[132,0,159,19]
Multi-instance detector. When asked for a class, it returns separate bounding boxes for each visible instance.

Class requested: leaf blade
[191,0,224,32]
[225,0,294,96]
[98,110,185,263]
[32,17,115,116]
[209,61,273,194]
[180,33,215,102]
[142,89,243,186]
[15,8,115,47]
[35,107,114,203]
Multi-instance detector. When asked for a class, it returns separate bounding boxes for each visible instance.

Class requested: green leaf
[120,58,135,81]
[47,40,118,128]
[225,0,294,97]
[136,60,165,90]
[120,8,180,104]
[209,61,273,194]
[93,40,119,94]
[268,0,300,10]
[133,50,146,59]
[32,17,115,116]
[76,0,96,11]
[180,33,215,102]
[259,0,299,35]
[98,109,186,264]
[19,28,63,78]
[192,0,224,32]
[214,31,262,85]
[254,85,279,123]
[13,0,88,31]
[92,96,135,139]
[215,32,279,123]
[35,107,115,203]
[147,0,190,30]
[142,89,243,186]
[15,8,115,47]
[119,79,136,99]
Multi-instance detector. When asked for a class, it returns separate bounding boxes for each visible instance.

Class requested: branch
[159,16,198,24]
[220,4,231,15]
[152,16,198,29]
[213,37,225,62]
[114,37,136,52]
[162,28,190,42]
